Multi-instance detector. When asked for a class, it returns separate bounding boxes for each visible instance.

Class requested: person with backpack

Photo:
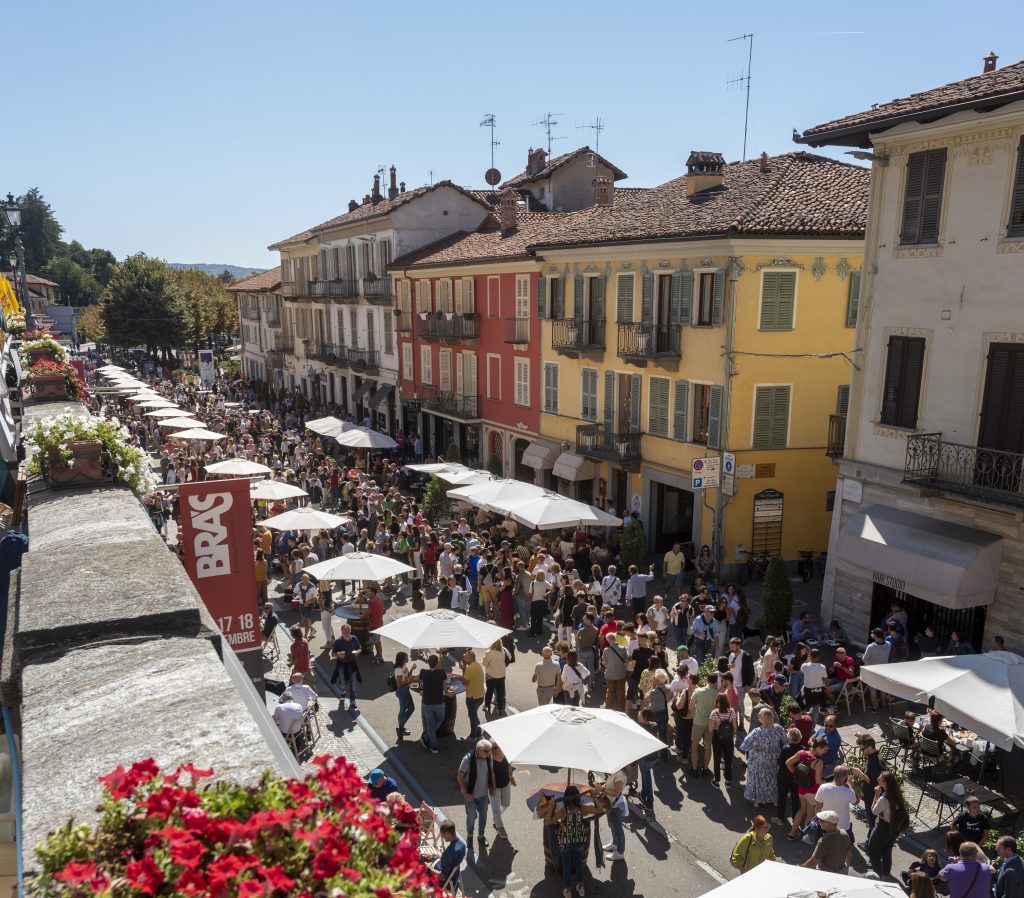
[868,771,910,879]
[730,815,777,873]
[709,692,738,786]
[785,736,829,841]
[456,739,496,851]
[560,650,591,707]
[640,669,672,757]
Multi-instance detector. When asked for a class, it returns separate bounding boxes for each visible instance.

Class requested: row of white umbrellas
[446,476,620,531]
[306,415,397,450]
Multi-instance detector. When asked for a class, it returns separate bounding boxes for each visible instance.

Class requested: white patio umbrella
[96,365,124,372]
[144,408,187,418]
[371,608,510,650]
[447,478,545,509]
[405,462,467,474]
[159,417,207,429]
[335,427,398,450]
[482,706,666,774]
[859,651,1024,750]
[250,480,308,502]
[136,399,177,409]
[304,551,415,582]
[205,459,272,477]
[306,416,353,440]
[262,508,352,530]
[170,428,227,442]
[500,492,622,530]
[439,468,495,486]
[696,852,906,898]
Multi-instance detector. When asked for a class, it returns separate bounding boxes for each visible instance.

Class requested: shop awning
[552,451,596,482]
[352,380,375,403]
[368,383,394,408]
[834,504,1002,610]
[521,439,561,470]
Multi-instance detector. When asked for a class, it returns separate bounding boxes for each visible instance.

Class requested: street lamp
[2,193,34,331]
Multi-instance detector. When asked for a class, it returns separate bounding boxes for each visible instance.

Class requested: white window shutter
[454,279,464,315]
[467,352,478,395]
[463,278,475,313]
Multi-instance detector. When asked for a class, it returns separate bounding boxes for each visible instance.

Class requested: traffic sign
[692,456,720,488]
[722,451,736,496]
[692,475,705,490]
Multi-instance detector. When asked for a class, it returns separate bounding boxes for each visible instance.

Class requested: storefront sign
[736,464,756,479]
[872,570,907,593]
[753,488,784,522]
[179,479,263,694]
[755,463,776,478]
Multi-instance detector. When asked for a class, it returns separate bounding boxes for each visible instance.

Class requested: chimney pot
[983,51,998,73]
[528,147,548,175]
[759,152,769,174]
[498,189,519,234]
[348,199,359,212]
[363,194,372,205]
[372,174,382,202]
[399,181,406,193]
[387,165,399,200]
[592,176,612,207]
[685,150,726,197]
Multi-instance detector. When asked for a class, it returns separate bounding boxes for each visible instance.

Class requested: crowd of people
[86,362,1017,896]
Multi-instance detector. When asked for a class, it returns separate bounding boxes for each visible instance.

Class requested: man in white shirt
[600,566,622,616]
[625,564,655,619]
[814,765,857,851]
[288,673,318,711]
[273,691,305,737]
[800,647,835,719]
[674,645,699,677]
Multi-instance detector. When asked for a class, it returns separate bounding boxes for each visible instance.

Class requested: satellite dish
[484,168,502,186]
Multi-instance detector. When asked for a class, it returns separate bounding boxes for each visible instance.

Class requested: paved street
[266,571,923,898]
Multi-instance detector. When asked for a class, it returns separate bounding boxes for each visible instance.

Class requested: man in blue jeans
[329,623,362,714]
[418,654,448,754]
[598,768,629,861]
[457,739,495,851]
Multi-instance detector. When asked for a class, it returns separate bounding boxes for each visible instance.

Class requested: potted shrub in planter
[26,358,84,401]
[5,309,26,336]
[20,330,67,366]
[26,412,158,497]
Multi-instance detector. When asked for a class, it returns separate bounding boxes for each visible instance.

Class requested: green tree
[101,254,187,355]
[88,248,118,287]
[42,255,99,306]
[618,519,647,571]
[0,188,63,272]
[217,269,235,284]
[421,475,451,522]
[77,305,105,343]
[486,453,503,476]
[761,558,794,635]
[175,267,238,347]
[60,239,92,269]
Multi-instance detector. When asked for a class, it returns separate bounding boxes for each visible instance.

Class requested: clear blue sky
[5,0,1022,270]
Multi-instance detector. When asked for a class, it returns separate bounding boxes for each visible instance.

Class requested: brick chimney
[348,199,359,212]
[372,174,382,203]
[592,176,612,206]
[527,147,548,176]
[983,51,998,73]
[399,181,406,193]
[759,152,769,174]
[388,165,399,200]
[498,189,519,235]
[363,194,372,205]
[685,151,726,197]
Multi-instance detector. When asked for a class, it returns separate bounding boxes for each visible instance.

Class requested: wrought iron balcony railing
[421,385,480,420]
[826,413,847,458]
[552,318,605,353]
[307,341,345,364]
[265,349,284,368]
[309,279,359,301]
[361,277,394,303]
[418,313,480,341]
[346,347,380,372]
[617,322,680,359]
[575,425,642,463]
[903,432,1024,509]
[505,317,530,344]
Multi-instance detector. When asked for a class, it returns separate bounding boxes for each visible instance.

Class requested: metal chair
[302,705,321,748]
[441,857,468,897]
[417,804,444,859]
[891,721,918,774]
[916,734,949,780]
[841,677,867,716]
[915,781,956,828]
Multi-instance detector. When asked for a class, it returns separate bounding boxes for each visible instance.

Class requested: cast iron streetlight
[2,193,34,330]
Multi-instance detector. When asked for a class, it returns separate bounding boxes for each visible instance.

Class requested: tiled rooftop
[225,266,280,292]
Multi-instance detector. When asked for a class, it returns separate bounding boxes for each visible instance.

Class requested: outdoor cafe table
[929,776,1005,827]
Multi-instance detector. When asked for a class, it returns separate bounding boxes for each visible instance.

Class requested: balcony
[421,385,480,420]
[617,322,680,362]
[265,350,284,369]
[418,313,480,342]
[266,313,281,328]
[281,280,312,301]
[552,318,605,354]
[346,347,380,373]
[240,305,261,321]
[904,432,1024,509]
[309,279,359,301]
[826,413,847,458]
[361,276,394,304]
[505,317,530,344]
[307,341,345,364]
[576,425,643,466]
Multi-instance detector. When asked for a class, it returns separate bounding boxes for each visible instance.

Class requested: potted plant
[26,412,158,497]
[20,330,68,366]
[27,358,84,401]
[6,308,26,336]
[29,756,440,898]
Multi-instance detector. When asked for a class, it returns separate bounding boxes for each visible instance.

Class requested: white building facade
[227,267,284,383]
[799,54,1024,650]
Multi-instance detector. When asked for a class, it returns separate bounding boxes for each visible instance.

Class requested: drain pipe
[714,260,740,573]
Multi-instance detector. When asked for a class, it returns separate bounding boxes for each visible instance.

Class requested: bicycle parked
[797,550,827,582]
[737,552,770,585]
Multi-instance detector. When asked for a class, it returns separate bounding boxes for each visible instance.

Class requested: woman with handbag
[730,816,777,872]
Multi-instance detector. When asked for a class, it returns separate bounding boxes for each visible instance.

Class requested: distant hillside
[168,263,265,279]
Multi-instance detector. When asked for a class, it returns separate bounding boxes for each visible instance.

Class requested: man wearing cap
[689,604,718,665]
[366,768,399,802]
[803,810,850,873]
[675,644,698,677]
[758,674,789,719]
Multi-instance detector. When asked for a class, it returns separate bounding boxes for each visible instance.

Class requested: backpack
[717,713,735,742]
[386,671,398,693]
[891,801,910,838]
[740,652,756,688]
[794,755,815,788]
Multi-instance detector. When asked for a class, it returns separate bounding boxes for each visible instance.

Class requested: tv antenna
[576,117,605,153]
[480,114,500,170]
[533,112,565,155]
[727,32,754,161]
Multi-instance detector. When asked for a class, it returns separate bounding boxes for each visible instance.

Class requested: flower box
[27,347,58,366]
[29,372,71,400]
[44,439,108,488]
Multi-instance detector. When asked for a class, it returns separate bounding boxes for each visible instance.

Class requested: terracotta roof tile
[268,181,491,250]
[225,266,281,292]
[3,272,59,288]
[500,146,627,189]
[798,58,1024,147]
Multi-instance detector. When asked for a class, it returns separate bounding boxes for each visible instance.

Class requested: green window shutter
[603,371,615,431]
[846,271,861,329]
[616,274,634,323]
[670,273,683,326]
[1008,136,1024,237]
[712,270,725,326]
[759,272,779,330]
[649,377,669,437]
[543,363,559,414]
[630,374,641,433]
[679,271,693,325]
[753,386,791,450]
[538,274,547,319]
[552,278,564,319]
[837,384,851,416]
[707,385,723,449]
[582,369,598,421]
[673,380,689,441]
[574,273,584,321]
[641,273,654,324]
[776,272,796,329]
[771,386,791,448]
[594,275,605,322]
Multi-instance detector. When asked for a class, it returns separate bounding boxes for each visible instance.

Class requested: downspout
[714,260,740,572]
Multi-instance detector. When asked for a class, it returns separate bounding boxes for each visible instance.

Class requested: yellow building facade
[532,237,864,576]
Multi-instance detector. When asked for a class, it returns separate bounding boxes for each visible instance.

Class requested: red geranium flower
[168,834,205,870]
[125,857,164,896]
[54,860,97,883]
[98,765,132,799]
[175,870,209,896]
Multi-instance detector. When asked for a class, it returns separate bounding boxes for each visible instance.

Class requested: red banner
[179,478,260,653]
